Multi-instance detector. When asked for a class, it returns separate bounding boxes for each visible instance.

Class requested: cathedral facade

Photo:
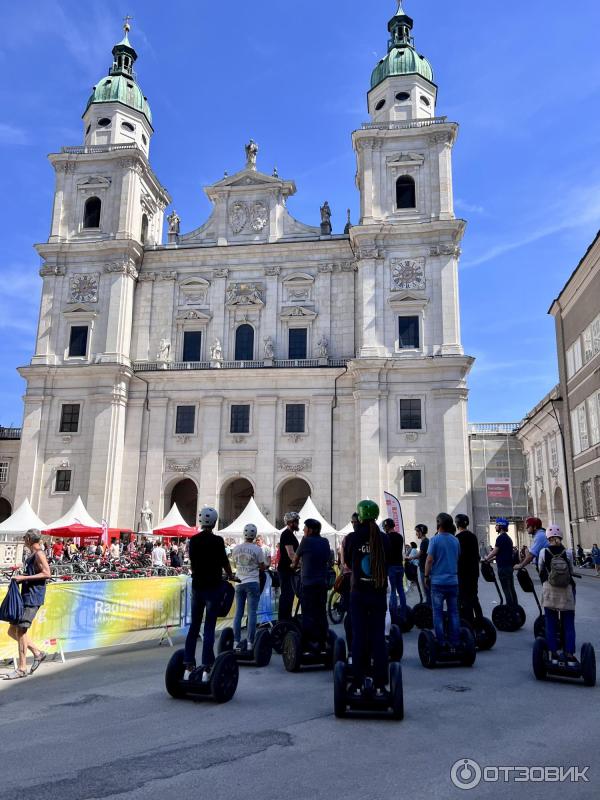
[14,4,473,531]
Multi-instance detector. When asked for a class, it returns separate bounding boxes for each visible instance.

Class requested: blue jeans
[431,584,460,647]
[350,591,388,688]
[388,566,407,617]
[184,587,221,668]
[233,581,260,644]
[545,609,576,654]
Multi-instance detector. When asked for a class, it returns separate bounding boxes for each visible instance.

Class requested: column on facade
[101,263,137,362]
[435,134,454,220]
[357,257,386,358]
[130,273,155,362]
[263,271,279,358]
[311,396,334,519]
[118,395,146,529]
[211,271,228,356]
[439,253,462,356]
[359,140,374,223]
[151,273,177,364]
[117,161,137,239]
[14,396,44,509]
[354,388,383,503]
[317,266,332,359]
[432,387,470,515]
[142,396,169,518]
[254,397,277,517]
[198,396,223,509]
[32,270,60,365]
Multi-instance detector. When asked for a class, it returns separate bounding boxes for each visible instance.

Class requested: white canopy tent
[46,496,102,530]
[153,503,191,533]
[0,498,47,536]
[297,496,337,544]
[218,498,279,543]
[338,517,384,536]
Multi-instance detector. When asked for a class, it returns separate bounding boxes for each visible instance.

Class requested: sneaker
[374,687,389,700]
[247,641,254,651]
[550,652,560,665]
[233,642,241,651]
[201,669,211,684]
[349,684,363,699]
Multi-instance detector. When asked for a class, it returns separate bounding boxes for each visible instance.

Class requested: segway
[404,562,433,629]
[516,568,545,638]
[165,649,239,703]
[533,637,596,687]
[282,625,337,672]
[272,574,302,654]
[418,626,477,669]
[334,653,404,720]
[218,625,273,667]
[334,623,404,666]
[460,615,497,651]
[480,561,526,632]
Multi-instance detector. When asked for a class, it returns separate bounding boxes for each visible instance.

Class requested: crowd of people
[1,506,593,690]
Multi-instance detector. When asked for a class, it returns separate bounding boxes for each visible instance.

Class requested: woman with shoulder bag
[538,525,577,665]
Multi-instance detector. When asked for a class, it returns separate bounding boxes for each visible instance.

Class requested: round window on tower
[121,121,135,133]
[395,92,410,102]
[98,117,111,127]
[420,95,431,107]
[375,98,386,111]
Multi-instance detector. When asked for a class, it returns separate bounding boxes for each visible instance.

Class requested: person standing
[424,513,460,650]
[4,530,51,680]
[415,524,430,604]
[591,543,600,576]
[383,518,407,622]
[483,518,519,606]
[514,517,549,571]
[151,540,167,569]
[277,512,300,621]
[51,538,64,562]
[455,514,483,622]
[231,524,266,649]
[290,519,332,649]
[184,508,234,677]
[109,538,120,560]
[538,525,577,664]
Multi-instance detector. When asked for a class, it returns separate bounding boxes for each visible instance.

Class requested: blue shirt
[428,533,459,586]
[529,530,550,562]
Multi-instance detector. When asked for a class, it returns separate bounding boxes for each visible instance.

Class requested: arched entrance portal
[170,479,198,527]
[220,478,253,528]
[553,487,566,536]
[0,498,11,524]
[277,478,311,528]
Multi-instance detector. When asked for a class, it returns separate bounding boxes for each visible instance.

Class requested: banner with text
[384,491,405,539]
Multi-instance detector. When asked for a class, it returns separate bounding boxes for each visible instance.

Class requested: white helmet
[284,511,300,524]
[547,524,563,539]
[199,507,218,529]
[244,524,258,541]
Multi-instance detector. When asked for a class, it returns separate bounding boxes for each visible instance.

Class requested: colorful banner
[0,577,186,659]
[486,477,512,500]
[384,491,405,539]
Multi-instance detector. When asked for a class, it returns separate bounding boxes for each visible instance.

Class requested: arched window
[141,214,148,244]
[83,196,101,228]
[396,175,416,209]
[235,324,254,361]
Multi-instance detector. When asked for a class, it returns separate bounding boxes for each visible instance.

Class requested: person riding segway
[482,518,526,632]
[418,513,476,669]
[514,517,549,571]
[281,519,337,672]
[165,508,239,703]
[383,518,412,632]
[277,512,300,622]
[455,514,496,651]
[218,524,272,668]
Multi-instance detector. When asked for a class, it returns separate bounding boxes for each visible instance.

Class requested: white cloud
[0,123,30,146]
[455,198,486,215]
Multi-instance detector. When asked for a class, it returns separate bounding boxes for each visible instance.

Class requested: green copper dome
[371,2,434,89]
[84,28,152,126]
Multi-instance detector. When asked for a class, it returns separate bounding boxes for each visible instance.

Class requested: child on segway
[343,500,390,698]
[538,525,577,665]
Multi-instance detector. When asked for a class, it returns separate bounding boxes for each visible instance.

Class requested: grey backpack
[548,552,570,588]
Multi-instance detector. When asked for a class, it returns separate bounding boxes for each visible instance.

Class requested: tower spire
[389,1,414,49]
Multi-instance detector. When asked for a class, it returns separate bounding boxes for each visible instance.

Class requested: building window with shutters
[581,480,595,518]
[0,461,8,484]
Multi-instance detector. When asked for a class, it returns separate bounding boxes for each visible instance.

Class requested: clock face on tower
[391,258,425,290]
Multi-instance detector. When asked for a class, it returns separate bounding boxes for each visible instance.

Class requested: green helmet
[357,500,379,523]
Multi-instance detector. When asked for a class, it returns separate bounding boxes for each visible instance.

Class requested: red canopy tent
[153,524,197,539]
[44,523,134,547]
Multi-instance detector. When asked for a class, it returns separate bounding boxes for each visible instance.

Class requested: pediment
[77,175,111,189]
[279,306,318,321]
[388,291,428,309]
[387,152,425,167]
[215,169,283,189]
[176,309,212,322]
[283,272,315,285]
[63,304,98,317]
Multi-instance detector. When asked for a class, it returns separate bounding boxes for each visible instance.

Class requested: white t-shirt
[109,543,120,559]
[232,542,265,584]
[152,546,166,566]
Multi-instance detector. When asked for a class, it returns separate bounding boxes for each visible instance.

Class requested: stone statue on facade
[320,201,332,235]
[245,139,258,171]
[167,210,180,235]
[157,338,171,362]
[263,336,274,360]
[210,338,223,362]
[317,335,329,358]
[140,501,153,533]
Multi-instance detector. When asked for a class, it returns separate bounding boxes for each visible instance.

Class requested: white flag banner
[101,518,109,546]
[384,491,405,540]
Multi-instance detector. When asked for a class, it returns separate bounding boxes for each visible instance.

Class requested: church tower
[16,23,170,524]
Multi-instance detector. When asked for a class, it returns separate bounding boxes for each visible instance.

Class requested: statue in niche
[317,335,329,358]
[167,210,181,235]
[157,338,171,361]
[210,339,223,361]
[140,501,153,533]
[263,336,274,359]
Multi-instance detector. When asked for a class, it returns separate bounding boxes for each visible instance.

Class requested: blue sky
[1,0,600,425]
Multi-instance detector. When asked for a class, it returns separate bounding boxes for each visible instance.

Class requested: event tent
[297,496,337,540]
[218,498,279,539]
[47,496,102,531]
[0,498,47,534]
[153,503,196,538]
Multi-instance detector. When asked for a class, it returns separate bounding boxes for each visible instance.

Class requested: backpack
[547,551,571,588]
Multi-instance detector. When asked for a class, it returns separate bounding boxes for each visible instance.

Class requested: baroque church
[13,3,473,530]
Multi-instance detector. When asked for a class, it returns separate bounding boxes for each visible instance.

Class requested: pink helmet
[546,524,563,539]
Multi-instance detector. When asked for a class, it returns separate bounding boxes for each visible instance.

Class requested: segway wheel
[533,615,546,640]
[282,631,302,672]
[532,637,548,681]
[271,621,296,654]
[394,606,415,634]
[413,603,433,630]
[492,605,512,632]
[459,626,476,667]
[418,630,437,669]
[253,628,272,668]
[476,617,497,651]
[388,624,404,662]
[165,649,187,699]
[334,661,348,718]
[389,661,404,721]
[218,627,235,654]
[211,652,239,703]
[324,629,338,669]
[334,637,347,665]
[581,643,596,687]
[327,591,345,625]
[514,605,526,630]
